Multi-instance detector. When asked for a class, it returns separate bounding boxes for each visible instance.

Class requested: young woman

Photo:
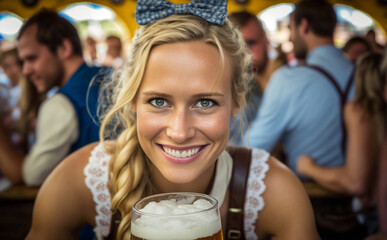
[362,49,387,240]
[26,1,319,240]
[297,52,384,196]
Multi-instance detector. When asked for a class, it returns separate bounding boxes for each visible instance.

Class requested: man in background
[0,10,110,186]
[104,35,125,69]
[245,0,360,238]
[228,11,287,145]
[247,0,354,179]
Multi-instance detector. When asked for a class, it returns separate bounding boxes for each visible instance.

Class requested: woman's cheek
[198,113,230,140]
[137,111,164,139]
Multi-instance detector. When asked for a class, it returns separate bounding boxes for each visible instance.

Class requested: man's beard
[43,66,64,94]
[253,54,269,75]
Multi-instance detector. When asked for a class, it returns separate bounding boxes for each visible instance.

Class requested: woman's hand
[297,155,315,176]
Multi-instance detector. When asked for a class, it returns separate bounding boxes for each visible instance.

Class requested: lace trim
[84,143,111,239]
[244,148,270,240]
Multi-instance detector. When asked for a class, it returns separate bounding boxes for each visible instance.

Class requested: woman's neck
[150,163,216,194]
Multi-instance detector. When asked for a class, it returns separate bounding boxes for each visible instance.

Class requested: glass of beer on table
[130,192,223,240]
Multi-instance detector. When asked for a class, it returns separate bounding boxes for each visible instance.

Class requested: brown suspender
[226,146,252,240]
[105,146,253,240]
[105,211,120,240]
[307,65,355,154]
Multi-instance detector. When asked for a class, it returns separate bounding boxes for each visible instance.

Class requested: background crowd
[0,0,386,239]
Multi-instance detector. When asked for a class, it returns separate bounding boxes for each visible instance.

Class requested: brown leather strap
[226,146,252,240]
[307,65,355,154]
[104,211,121,240]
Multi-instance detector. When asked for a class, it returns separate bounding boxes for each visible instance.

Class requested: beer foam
[131,198,221,239]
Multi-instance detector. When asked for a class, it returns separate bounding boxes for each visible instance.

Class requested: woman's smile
[159,144,207,164]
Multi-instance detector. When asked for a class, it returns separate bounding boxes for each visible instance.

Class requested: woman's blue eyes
[195,99,214,108]
[149,98,216,109]
[150,98,168,107]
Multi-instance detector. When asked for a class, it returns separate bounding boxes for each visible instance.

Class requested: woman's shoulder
[58,142,102,178]
[344,101,371,120]
[54,141,108,206]
[259,155,305,205]
[254,156,319,239]
[27,142,103,238]
[38,141,102,207]
[344,101,374,130]
[246,148,296,186]
[264,156,303,192]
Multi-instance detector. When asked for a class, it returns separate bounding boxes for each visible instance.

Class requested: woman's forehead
[138,41,232,94]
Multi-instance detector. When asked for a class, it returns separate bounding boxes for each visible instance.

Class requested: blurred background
[0,1,386,239]
[0,0,385,67]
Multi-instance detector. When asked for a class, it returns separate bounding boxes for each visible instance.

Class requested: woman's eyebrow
[141,91,224,98]
[192,92,224,98]
[141,91,170,98]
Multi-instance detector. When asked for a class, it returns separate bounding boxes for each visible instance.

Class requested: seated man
[0,10,111,186]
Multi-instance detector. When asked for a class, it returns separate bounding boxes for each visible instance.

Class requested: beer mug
[130,192,223,240]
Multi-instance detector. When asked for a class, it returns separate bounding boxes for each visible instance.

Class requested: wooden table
[0,185,39,240]
[302,181,348,198]
[0,184,39,200]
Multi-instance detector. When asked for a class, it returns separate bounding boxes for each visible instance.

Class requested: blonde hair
[354,52,386,143]
[17,77,45,153]
[99,14,253,239]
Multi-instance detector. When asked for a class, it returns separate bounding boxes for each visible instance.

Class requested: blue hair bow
[135,0,228,26]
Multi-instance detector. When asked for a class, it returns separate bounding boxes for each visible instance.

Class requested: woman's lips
[159,145,206,164]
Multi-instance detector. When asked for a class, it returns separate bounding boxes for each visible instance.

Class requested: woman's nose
[166,109,195,143]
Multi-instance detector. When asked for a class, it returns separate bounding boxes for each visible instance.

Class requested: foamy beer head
[131,192,223,240]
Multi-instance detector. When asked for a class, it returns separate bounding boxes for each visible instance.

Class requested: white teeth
[163,146,200,158]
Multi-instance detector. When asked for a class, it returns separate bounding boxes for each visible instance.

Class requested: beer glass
[130,192,223,240]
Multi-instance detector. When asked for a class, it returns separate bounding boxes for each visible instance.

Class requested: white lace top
[84,144,269,240]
